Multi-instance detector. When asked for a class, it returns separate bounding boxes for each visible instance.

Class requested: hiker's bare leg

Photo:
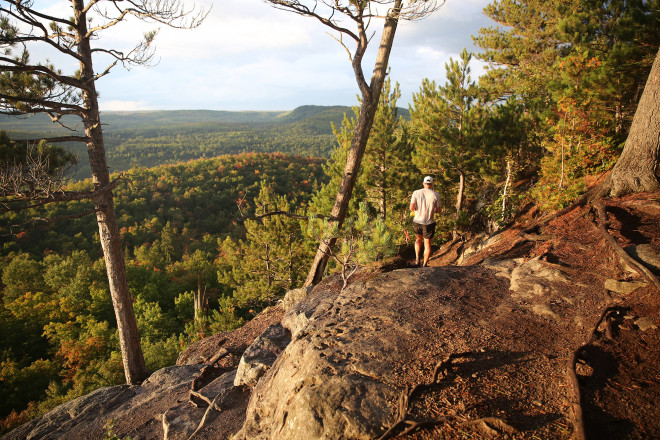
[423,238,432,266]
[415,234,423,264]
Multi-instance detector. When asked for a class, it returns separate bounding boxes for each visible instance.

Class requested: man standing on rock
[410,176,441,267]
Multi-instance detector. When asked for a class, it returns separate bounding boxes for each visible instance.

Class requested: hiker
[410,175,441,267]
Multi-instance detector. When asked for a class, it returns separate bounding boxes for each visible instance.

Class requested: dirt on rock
[383,192,659,440]
[177,191,659,440]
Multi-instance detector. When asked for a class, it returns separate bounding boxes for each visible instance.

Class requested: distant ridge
[276,105,349,123]
[0,105,409,137]
[0,106,350,136]
[99,109,289,126]
[0,105,410,179]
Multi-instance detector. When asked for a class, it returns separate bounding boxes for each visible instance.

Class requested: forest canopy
[0,106,388,179]
[1,0,659,435]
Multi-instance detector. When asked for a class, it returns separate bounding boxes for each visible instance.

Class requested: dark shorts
[413,222,436,239]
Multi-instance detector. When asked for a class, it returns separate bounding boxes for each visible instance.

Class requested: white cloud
[29,0,494,110]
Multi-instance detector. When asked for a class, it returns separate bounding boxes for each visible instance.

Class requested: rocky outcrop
[4,194,658,440]
[234,324,291,388]
[3,365,204,440]
[233,262,614,439]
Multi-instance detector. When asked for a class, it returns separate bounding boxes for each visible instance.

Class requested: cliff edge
[4,192,659,440]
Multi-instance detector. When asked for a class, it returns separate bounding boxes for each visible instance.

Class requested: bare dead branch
[0,177,123,212]
[241,210,312,221]
[91,0,208,33]
[1,3,83,61]
[7,0,73,28]
[266,0,359,42]
[0,208,99,237]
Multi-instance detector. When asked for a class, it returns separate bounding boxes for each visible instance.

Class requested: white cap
[423,176,433,184]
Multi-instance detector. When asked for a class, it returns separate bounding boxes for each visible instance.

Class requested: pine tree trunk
[304,0,403,287]
[194,271,207,326]
[607,48,660,197]
[452,170,465,240]
[304,102,380,286]
[501,159,512,223]
[74,0,147,385]
[380,183,387,220]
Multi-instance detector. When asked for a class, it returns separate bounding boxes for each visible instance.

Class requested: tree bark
[304,1,403,287]
[74,0,147,385]
[452,170,465,240]
[304,101,380,286]
[194,271,208,327]
[607,48,660,197]
[501,159,512,223]
[380,176,387,220]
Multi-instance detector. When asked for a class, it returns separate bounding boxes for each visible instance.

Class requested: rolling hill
[1,105,406,179]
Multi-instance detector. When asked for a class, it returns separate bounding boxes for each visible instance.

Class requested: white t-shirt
[410,188,440,225]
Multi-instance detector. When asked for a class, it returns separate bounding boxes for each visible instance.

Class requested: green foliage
[180,297,245,347]
[0,357,59,421]
[0,107,349,179]
[206,296,245,334]
[174,291,195,322]
[475,0,659,209]
[530,54,622,209]
[1,252,46,303]
[0,152,326,429]
[0,47,66,115]
[410,49,486,231]
[411,49,484,172]
[219,181,311,309]
[0,152,326,256]
[140,335,181,373]
[312,77,418,245]
[480,96,540,180]
[307,203,396,290]
[0,132,76,176]
[361,78,419,237]
[133,297,177,343]
[309,107,368,217]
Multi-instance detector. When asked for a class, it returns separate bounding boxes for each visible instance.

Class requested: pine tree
[480,96,538,223]
[475,0,660,207]
[362,78,417,223]
[309,108,368,218]
[410,49,484,237]
[219,181,310,309]
[0,0,206,385]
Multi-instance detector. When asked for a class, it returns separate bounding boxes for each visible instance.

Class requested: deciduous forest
[0,105,356,179]
[1,0,659,435]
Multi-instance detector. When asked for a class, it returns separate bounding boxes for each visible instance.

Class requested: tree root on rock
[187,392,227,440]
[186,346,235,439]
[590,200,660,292]
[377,352,517,439]
[189,347,229,407]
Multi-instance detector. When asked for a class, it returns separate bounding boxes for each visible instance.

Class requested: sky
[34,0,494,112]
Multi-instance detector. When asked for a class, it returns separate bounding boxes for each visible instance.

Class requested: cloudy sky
[36,0,494,111]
